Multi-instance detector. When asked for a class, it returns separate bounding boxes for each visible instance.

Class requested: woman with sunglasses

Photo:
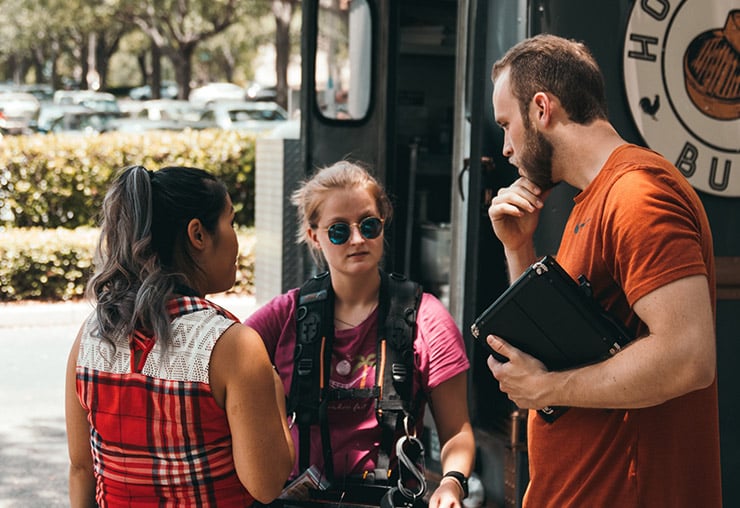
[244,161,474,508]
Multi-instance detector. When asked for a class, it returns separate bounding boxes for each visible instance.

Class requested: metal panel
[254,138,305,305]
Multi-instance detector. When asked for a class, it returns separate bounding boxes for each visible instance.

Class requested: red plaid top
[76,297,254,507]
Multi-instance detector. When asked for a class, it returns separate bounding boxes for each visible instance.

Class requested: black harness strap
[289,270,422,487]
[288,272,334,477]
[374,271,422,480]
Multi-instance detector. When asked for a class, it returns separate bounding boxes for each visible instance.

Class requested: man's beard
[519,124,555,190]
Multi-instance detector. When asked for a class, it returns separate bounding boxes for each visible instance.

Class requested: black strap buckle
[297,358,313,376]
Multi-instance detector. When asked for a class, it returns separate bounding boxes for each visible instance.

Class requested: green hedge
[0,129,256,228]
[0,226,255,302]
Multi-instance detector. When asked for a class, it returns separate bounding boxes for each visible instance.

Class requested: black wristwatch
[442,470,469,498]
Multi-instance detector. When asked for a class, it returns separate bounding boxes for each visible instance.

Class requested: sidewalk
[0,293,257,328]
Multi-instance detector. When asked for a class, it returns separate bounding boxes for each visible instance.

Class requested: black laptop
[470,256,633,421]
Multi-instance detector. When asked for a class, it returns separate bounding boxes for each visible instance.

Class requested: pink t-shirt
[245,288,468,479]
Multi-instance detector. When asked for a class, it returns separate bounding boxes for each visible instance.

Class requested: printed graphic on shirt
[574,218,592,234]
[623,2,739,197]
[329,353,378,413]
[330,354,376,389]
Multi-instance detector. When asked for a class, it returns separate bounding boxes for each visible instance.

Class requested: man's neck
[555,121,626,190]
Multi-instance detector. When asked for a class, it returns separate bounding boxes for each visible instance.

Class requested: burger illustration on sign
[623,3,739,197]
[684,10,740,121]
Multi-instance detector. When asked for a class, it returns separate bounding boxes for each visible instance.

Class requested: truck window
[315,0,372,121]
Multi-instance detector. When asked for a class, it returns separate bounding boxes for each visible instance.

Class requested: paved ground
[0,295,256,507]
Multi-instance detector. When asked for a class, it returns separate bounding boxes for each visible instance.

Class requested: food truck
[255,1,739,505]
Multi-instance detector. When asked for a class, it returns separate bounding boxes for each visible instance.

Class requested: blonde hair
[291,160,393,268]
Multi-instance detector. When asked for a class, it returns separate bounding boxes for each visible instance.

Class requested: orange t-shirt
[523,144,721,508]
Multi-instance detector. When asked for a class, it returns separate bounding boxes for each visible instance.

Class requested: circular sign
[623,1,740,197]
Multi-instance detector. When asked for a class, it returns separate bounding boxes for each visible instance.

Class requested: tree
[0,0,68,85]
[117,30,154,88]
[116,0,266,100]
[272,0,300,109]
[197,14,273,85]
[0,0,131,89]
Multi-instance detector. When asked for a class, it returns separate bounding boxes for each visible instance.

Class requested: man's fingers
[515,177,542,198]
[491,179,544,214]
[487,334,511,357]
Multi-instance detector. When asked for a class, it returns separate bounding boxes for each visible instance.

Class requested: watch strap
[442,470,468,498]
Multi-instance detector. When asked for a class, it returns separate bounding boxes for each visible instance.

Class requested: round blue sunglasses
[323,216,385,245]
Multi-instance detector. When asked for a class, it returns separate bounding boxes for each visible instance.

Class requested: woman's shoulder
[414,291,469,389]
[209,321,275,404]
[418,291,451,316]
[217,321,268,354]
[267,288,301,307]
[416,292,461,337]
[243,288,300,332]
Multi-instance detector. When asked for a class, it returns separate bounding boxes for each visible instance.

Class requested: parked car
[134,99,206,122]
[200,101,289,133]
[36,103,92,133]
[107,118,197,133]
[0,92,40,134]
[18,84,54,101]
[245,82,278,102]
[108,101,212,133]
[129,81,179,101]
[266,114,300,139]
[188,82,246,106]
[52,90,121,115]
[44,107,118,135]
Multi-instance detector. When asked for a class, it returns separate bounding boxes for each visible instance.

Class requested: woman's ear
[306,226,321,250]
[187,218,206,251]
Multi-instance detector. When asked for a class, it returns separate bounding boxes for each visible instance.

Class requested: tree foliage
[111,0,270,98]
[0,0,300,106]
[0,0,130,88]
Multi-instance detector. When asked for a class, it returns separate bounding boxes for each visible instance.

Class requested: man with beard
[485,34,721,507]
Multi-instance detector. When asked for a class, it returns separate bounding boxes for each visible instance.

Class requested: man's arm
[487,274,716,409]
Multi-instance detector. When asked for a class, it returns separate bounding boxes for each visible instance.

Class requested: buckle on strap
[328,386,381,400]
[297,358,313,376]
[391,363,408,383]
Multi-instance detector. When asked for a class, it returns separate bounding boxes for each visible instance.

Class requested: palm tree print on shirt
[353,353,377,388]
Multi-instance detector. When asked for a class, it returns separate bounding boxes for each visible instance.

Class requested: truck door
[285,1,739,507]
[487,1,740,505]
[300,0,406,271]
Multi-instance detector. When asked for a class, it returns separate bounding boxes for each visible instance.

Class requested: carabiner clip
[395,434,427,501]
